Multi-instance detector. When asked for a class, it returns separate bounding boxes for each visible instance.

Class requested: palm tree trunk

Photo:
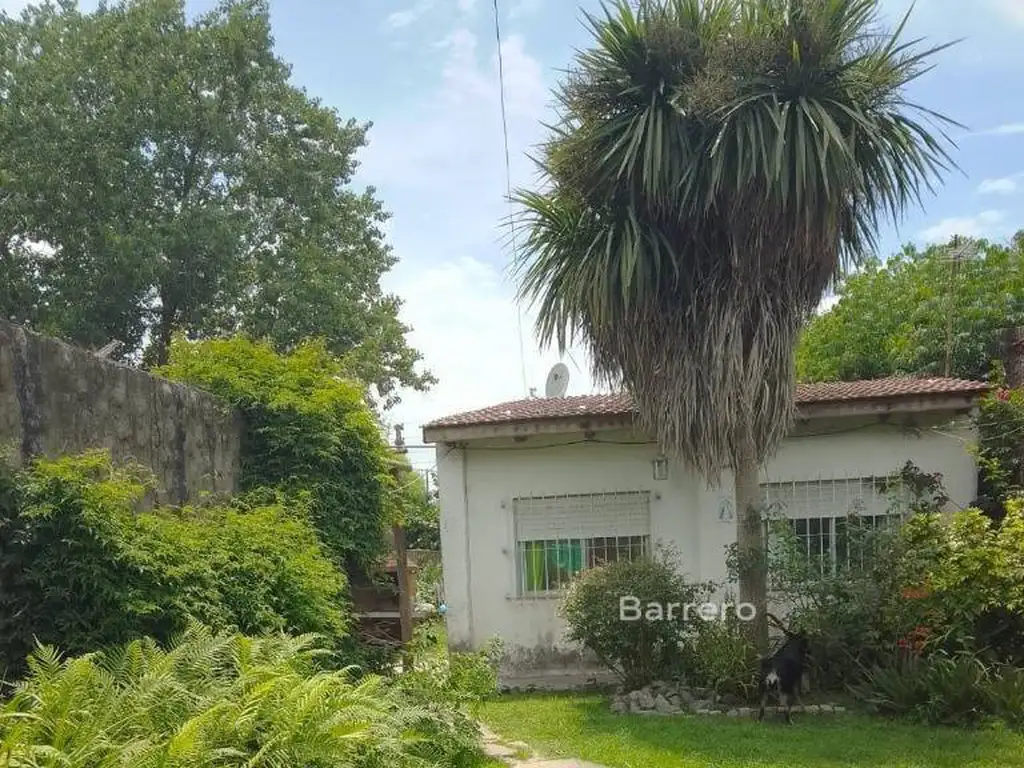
[734,443,769,654]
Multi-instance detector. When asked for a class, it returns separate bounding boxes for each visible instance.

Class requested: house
[422,377,988,685]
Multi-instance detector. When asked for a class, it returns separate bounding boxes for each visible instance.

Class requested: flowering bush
[973,374,1024,520]
[764,466,1024,691]
[884,502,1024,663]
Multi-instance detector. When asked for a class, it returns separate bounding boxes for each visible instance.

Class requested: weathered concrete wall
[0,321,242,505]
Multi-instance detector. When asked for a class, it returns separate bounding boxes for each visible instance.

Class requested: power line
[492,0,529,396]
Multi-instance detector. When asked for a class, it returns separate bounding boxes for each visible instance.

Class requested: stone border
[610,681,847,717]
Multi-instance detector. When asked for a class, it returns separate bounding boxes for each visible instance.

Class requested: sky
[4,0,1024,471]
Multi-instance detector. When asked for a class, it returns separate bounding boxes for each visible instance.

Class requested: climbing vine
[158,336,396,573]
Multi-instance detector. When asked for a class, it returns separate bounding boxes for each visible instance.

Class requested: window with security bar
[513,491,651,595]
[761,477,904,576]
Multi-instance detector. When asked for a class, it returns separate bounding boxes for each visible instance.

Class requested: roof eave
[422,412,634,444]
[421,390,983,445]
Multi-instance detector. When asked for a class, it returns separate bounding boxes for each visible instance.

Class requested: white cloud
[358,26,591,469]
[384,0,435,30]
[918,210,1004,243]
[978,173,1023,194]
[976,122,1024,136]
[509,0,543,18]
[384,255,595,467]
[384,0,478,30]
[988,0,1024,25]
[359,27,547,191]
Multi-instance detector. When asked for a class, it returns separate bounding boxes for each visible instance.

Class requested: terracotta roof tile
[423,377,988,431]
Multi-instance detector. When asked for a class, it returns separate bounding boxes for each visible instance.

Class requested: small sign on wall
[652,454,668,481]
[718,498,734,522]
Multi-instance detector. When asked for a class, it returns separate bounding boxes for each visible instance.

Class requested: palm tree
[514,0,955,649]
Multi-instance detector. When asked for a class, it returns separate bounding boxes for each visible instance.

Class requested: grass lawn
[478,693,1024,767]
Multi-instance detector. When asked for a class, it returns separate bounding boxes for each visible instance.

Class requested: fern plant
[0,623,484,767]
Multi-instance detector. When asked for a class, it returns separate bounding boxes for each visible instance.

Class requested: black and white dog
[757,618,810,724]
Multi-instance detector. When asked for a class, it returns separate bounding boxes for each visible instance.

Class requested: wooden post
[393,521,413,670]
[390,424,413,670]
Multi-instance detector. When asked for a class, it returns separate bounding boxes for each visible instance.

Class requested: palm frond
[514,0,955,477]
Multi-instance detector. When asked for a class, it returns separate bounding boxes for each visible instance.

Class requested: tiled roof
[423,377,988,430]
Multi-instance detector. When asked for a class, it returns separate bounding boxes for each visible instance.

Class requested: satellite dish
[545,362,570,398]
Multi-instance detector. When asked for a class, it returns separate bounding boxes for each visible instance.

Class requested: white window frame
[761,477,905,576]
[512,491,651,597]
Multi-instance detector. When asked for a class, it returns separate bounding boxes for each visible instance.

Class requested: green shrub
[851,651,1024,729]
[398,620,501,711]
[988,664,1024,730]
[157,336,395,573]
[883,502,1024,664]
[143,497,350,640]
[0,452,349,676]
[762,511,906,689]
[760,466,1024,691]
[560,550,713,690]
[974,377,1024,519]
[398,470,441,551]
[684,608,760,701]
[0,623,485,767]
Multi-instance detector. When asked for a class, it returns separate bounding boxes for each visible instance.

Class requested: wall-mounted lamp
[652,454,669,481]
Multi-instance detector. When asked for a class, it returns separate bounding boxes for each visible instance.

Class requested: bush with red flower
[973,368,1024,521]
[766,468,1024,692]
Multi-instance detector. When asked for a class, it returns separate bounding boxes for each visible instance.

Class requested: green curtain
[523,542,546,592]
[521,539,582,591]
[553,540,583,574]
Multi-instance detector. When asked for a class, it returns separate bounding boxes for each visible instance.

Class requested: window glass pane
[518,535,651,593]
[520,541,546,592]
[835,517,849,568]
[550,539,582,589]
[632,535,646,559]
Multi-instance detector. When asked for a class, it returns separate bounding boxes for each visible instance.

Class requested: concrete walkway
[480,724,607,768]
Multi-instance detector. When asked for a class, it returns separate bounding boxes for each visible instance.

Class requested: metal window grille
[513,491,651,595]
[761,477,905,576]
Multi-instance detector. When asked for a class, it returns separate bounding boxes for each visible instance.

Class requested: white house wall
[435,413,978,681]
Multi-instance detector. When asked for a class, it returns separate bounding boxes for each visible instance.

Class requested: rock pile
[609,681,846,717]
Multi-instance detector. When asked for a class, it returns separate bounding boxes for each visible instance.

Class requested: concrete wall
[435,411,979,684]
[0,321,242,505]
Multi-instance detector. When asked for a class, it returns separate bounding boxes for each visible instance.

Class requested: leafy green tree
[157,335,395,574]
[0,0,432,403]
[397,470,440,551]
[974,377,1024,521]
[514,0,953,648]
[797,233,1024,382]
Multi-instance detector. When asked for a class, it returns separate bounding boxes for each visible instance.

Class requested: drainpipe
[462,445,475,645]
